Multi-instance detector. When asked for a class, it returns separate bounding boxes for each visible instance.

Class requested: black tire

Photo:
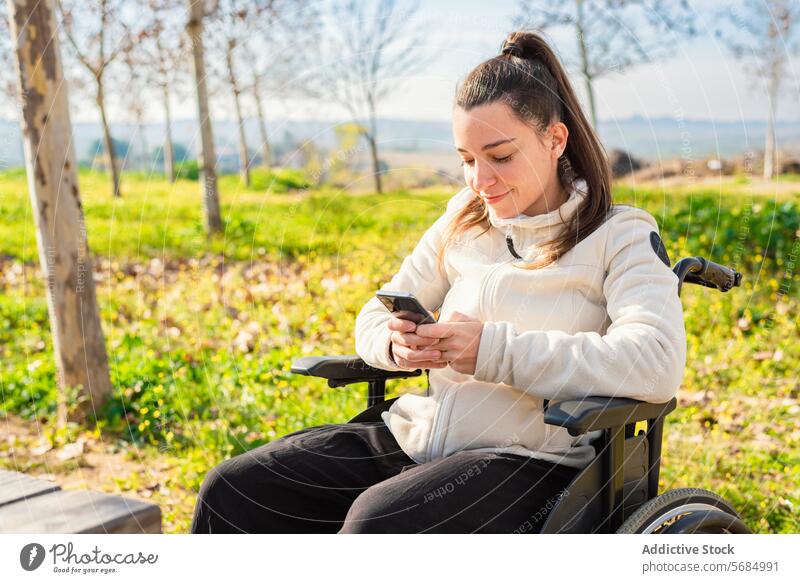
[617,488,748,534]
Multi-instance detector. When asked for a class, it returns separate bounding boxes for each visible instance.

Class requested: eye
[492,154,514,163]
[459,159,475,167]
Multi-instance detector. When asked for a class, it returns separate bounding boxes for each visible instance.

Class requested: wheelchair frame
[291,252,750,533]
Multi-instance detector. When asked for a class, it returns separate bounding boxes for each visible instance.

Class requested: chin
[494,200,525,218]
[494,208,517,219]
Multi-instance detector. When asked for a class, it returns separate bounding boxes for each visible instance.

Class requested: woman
[191,31,686,534]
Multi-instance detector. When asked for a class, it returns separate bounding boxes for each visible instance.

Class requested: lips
[483,190,509,204]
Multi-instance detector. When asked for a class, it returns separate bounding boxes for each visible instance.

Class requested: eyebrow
[456,138,516,154]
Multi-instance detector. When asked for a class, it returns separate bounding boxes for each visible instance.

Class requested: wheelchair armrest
[544,396,677,436]
[290,355,422,388]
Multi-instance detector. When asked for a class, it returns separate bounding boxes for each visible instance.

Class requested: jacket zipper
[478,260,508,320]
[426,229,518,461]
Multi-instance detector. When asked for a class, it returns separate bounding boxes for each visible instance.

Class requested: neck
[522,173,567,217]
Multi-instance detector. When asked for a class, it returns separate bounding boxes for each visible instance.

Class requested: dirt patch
[1,412,195,533]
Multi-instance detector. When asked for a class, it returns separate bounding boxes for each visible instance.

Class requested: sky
[8,0,796,127]
[259,0,800,125]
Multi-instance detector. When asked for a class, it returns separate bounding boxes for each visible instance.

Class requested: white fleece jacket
[354,181,686,468]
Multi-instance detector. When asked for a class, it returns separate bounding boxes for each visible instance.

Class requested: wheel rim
[640,503,723,534]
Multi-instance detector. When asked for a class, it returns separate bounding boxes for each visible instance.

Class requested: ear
[549,122,569,160]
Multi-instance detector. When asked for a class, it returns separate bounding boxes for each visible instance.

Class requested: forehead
[452,102,534,149]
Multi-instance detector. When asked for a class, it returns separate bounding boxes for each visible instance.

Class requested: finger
[395,345,442,362]
[388,317,417,332]
[428,338,458,354]
[400,346,442,362]
[415,323,454,339]
[392,331,435,349]
[394,356,448,370]
[400,331,440,347]
[438,349,458,363]
[419,361,448,369]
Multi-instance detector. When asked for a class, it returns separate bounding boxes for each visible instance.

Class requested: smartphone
[376,291,436,325]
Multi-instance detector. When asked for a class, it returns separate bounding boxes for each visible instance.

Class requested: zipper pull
[506,234,523,259]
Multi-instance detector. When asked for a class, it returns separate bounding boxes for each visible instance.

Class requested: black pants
[190,421,579,533]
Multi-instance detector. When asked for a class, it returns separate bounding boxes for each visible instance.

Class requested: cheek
[502,161,523,183]
[510,156,546,188]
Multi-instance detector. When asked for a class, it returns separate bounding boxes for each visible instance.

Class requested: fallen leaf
[55,439,86,461]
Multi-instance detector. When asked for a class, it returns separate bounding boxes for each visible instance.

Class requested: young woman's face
[452,101,568,219]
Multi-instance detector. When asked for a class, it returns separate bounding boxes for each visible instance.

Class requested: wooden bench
[0,469,161,533]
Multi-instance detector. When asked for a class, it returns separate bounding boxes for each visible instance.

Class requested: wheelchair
[291,246,752,534]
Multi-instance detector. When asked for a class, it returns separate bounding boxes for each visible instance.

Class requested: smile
[483,190,509,204]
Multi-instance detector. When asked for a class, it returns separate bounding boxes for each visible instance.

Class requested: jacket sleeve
[472,208,687,403]
[354,188,472,371]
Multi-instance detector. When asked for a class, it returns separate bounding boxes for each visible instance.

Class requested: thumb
[448,311,476,322]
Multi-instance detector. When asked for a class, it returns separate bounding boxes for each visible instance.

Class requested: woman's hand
[415,311,484,375]
[388,316,448,369]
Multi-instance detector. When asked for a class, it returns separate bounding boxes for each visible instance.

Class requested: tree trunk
[8,0,112,425]
[764,72,778,181]
[253,77,271,169]
[137,109,149,171]
[187,0,222,234]
[367,106,383,194]
[163,84,175,182]
[96,82,122,197]
[575,0,598,129]
[366,134,382,194]
[225,44,250,187]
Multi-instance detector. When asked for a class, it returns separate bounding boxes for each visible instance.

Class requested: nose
[469,159,497,193]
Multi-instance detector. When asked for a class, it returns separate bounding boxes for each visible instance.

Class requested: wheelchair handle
[673,256,742,295]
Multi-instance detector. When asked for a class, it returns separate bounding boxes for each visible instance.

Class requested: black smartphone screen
[376,291,436,325]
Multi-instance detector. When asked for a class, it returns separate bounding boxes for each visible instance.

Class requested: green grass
[1,168,798,533]
[0,169,446,263]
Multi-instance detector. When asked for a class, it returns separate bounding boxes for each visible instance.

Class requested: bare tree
[7,0,113,424]
[0,4,18,113]
[515,0,697,128]
[57,0,133,197]
[237,0,320,170]
[133,0,191,181]
[315,0,428,194]
[120,46,150,170]
[187,0,222,233]
[716,1,799,180]
[244,41,273,171]
[206,0,278,186]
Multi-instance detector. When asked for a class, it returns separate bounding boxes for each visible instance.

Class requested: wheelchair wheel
[617,488,752,534]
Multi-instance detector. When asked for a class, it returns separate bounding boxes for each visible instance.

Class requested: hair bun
[501,42,524,58]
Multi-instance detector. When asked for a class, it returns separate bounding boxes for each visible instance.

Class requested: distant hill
[1,115,798,170]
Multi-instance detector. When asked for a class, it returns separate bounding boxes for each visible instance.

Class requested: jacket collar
[483,179,588,261]
[486,178,588,234]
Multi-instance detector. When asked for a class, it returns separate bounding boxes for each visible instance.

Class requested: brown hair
[437,31,612,273]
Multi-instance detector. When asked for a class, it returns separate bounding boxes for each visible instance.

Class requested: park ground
[1,169,798,533]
